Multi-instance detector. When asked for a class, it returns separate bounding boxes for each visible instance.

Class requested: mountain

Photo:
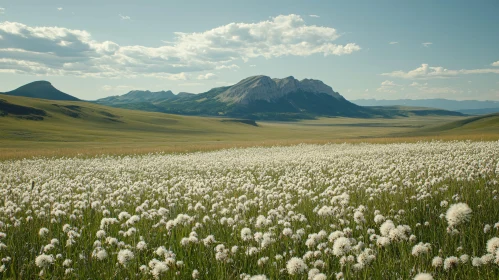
[352,99,499,114]
[96,90,176,105]
[95,76,466,120]
[1,81,79,101]
[96,76,386,120]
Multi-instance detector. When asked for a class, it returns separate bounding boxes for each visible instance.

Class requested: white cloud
[165,72,189,80]
[380,80,397,86]
[409,82,427,87]
[376,80,399,93]
[0,15,359,77]
[382,64,499,79]
[309,15,320,18]
[0,8,4,14]
[119,14,131,20]
[422,42,432,47]
[215,64,240,70]
[57,8,63,11]
[389,41,398,45]
[365,89,369,92]
[492,61,499,67]
[249,64,256,67]
[197,73,216,80]
[376,79,461,96]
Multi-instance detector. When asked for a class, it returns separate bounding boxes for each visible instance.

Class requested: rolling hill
[423,113,499,133]
[1,93,480,159]
[1,81,79,101]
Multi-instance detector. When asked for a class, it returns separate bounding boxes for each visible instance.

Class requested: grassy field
[1,94,499,160]
[1,142,498,279]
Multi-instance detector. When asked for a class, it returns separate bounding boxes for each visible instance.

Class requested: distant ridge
[97,90,176,105]
[352,98,499,114]
[2,81,79,101]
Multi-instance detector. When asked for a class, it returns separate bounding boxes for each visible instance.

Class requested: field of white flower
[1,141,499,279]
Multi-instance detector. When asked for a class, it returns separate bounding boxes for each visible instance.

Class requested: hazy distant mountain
[1,81,79,101]
[95,76,464,120]
[352,99,499,114]
[96,90,176,105]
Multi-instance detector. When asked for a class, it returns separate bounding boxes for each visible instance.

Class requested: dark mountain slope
[2,81,79,101]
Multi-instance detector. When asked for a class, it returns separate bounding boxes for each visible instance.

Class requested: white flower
[241,228,252,241]
[137,241,147,251]
[443,256,459,270]
[96,230,106,239]
[332,237,351,256]
[282,228,293,237]
[374,214,385,224]
[249,275,268,280]
[63,259,72,267]
[93,248,108,260]
[445,203,472,227]
[151,262,168,279]
[380,220,395,236]
[117,249,134,266]
[472,257,483,267]
[203,235,216,246]
[38,228,49,237]
[486,237,499,254]
[460,254,469,263]
[376,236,391,247]
[192,269,200,279]
[411,242,431,257]
[35,254,54,268]
[286,257,308,275]
[414,273,433,280]
[431,256,443,268]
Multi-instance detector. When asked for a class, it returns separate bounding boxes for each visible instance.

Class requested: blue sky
[0,0,498,100]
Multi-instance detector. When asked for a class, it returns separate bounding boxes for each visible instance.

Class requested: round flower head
[445,203,472,227]
[241,228,252,241]
[443,256,459,271]
[117,249,134,266]
[38,228,49,237]
[333,237,351,256]
[35,254,54,268]
[286,257,307,275]
[192,269,200,279]
[249,275,268,280]
[414,273,433,280]
[486,237,499,254]
[431,256,443,268]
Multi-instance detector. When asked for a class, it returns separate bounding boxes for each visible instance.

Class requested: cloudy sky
[0,0,498,100]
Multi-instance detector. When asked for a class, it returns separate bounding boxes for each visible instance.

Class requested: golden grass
[1,93,498,160]
[2,133,498,161]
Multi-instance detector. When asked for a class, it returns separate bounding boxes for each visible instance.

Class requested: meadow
[3,94,499,160]
[1,141,499,279]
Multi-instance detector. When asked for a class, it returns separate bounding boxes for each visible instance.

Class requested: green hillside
[423,113,499,133]
[1,94,496,159]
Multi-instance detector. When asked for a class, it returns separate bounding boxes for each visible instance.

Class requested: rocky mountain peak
[217,75,342,104]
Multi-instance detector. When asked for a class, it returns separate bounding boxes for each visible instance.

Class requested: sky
[0,0,498,101]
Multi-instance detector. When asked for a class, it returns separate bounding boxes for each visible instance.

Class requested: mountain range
[1,77,467,121]
[95,76,466,120]
[95,75,380,120]
[352,99,499,115]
